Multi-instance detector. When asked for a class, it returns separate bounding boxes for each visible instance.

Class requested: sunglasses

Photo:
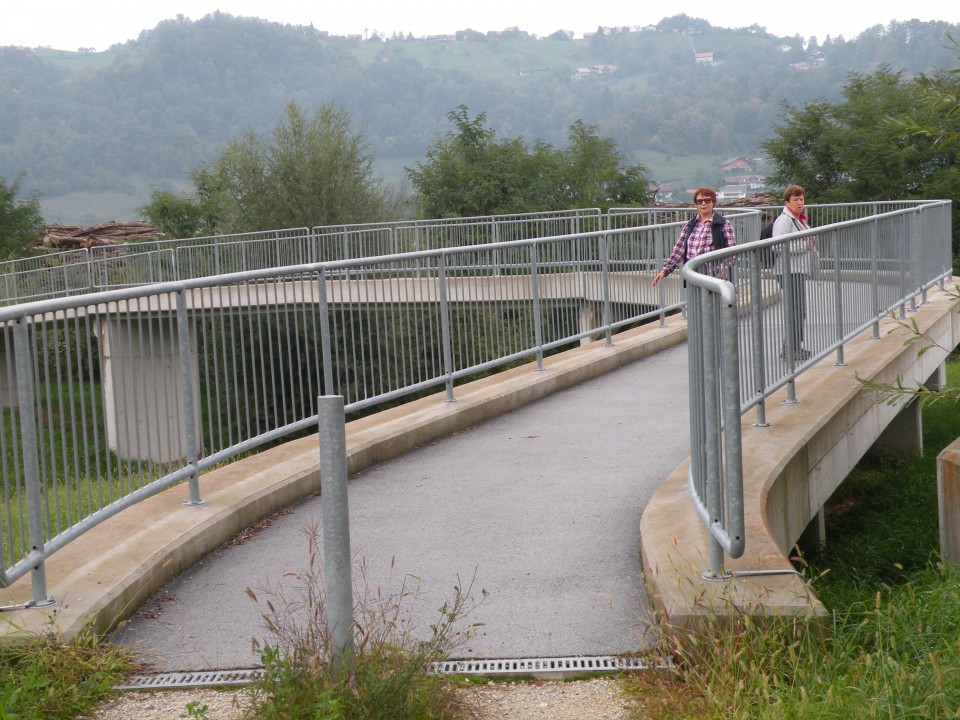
[695,197,714,205]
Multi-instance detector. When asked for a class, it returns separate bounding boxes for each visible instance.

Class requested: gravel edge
[84,677,635,720]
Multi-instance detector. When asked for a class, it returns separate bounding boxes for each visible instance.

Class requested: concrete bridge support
[100,316,201,463]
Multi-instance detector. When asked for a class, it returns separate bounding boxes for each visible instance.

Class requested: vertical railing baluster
[13,318,53,607]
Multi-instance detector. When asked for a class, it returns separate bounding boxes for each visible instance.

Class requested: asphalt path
[111,342,690,672]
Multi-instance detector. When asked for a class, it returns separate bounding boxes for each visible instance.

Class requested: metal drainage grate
[116,655,673,690]
[115,668,265,691]
[431,655,673,677]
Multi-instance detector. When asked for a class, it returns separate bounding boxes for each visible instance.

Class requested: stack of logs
[41,221,165,250]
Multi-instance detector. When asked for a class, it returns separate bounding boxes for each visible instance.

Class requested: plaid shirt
[659,215,736,278]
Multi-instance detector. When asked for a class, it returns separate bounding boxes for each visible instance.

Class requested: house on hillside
[717,185,748,201]
[723,174,766,191]
[719,157,752,174]
[694,51,714,64]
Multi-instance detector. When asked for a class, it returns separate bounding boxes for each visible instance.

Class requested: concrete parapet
[640,283,960,631]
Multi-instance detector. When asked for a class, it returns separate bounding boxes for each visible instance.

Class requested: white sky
[3,1,960,52]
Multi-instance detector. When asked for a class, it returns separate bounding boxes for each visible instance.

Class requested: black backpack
[758,220,776,268]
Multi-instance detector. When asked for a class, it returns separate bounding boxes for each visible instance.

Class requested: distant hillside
[1,12,959,223]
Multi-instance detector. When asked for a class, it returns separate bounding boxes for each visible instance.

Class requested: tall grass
[242,524,486,720]
[624,360,960,719]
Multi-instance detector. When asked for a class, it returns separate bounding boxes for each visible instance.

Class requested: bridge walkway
[107,330,689,671]
[0,314,690,669]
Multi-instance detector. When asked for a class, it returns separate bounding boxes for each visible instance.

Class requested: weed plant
[623,361,960,719]
[242,523,485,720]
[0,625,133,720]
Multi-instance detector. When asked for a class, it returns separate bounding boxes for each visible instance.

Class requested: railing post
[177,290,203,506]
[871,218,881,339]
[84,248,93,293]
[653,227,668,325]
[599,232,613,347]
[831,228,847,367]
[898,215,908,320]
[437,254,456,402]
[781,247,799,404]
[530,242,544,370]
[13,319,54,607]
[720,286,744,561]
[317,395,355,673]
[317,269,335,396]
[748,258,768,427]
[699,290,725,578]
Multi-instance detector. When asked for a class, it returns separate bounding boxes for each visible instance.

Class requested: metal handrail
[681,199,952,577]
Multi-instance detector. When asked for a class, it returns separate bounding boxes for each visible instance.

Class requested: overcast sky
[4,1,960,51]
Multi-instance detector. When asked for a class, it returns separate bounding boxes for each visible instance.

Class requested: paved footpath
[111,342,690,672]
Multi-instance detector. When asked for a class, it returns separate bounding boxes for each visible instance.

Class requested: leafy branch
[855,284,960,406]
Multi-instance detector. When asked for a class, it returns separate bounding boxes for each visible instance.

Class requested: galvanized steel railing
[0,215,702,605]
[0,210,607,306]
[0,201,951,605]
[682,200,953,578]
[0,207,763,307]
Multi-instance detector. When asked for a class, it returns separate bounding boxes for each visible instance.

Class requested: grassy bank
[623,359,960,719]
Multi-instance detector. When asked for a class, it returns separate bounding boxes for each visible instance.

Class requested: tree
[0,174,43,259]
[889,33,960,149]
[142,101,404,235]
[762,67,960,203]
[406,107,649,218]
[555,120,650,208]
[762,63,960,254]
[139,189,216,239]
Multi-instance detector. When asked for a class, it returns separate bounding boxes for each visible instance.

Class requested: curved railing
[0,202,949,605]
[681,199,953,577]
[0,207,766,306]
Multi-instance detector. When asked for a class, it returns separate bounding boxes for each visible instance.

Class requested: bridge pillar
[578,302,600,346]
[933,361,960,565]
[872,398,923,455]
[870,363,944,457]
[100,316,200,463]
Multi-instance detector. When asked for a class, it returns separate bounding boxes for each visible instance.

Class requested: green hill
[2,12,959,222]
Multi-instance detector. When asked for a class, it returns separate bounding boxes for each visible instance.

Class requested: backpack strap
[682,216,697,262]
[711,212,727,250]
[682,212,728,260]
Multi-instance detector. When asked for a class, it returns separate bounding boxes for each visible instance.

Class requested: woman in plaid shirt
[651,186,736,286]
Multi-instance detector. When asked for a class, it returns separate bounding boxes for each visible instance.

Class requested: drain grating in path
[116,654,673,690]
